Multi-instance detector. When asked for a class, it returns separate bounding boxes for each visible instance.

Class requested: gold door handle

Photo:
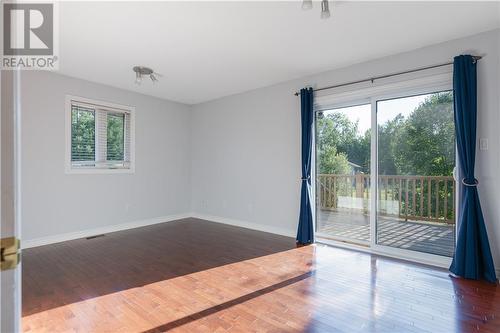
[1,237,21,271]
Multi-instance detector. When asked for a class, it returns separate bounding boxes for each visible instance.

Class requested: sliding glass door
[376,91,456,257]
[315,103,371,245]
[315,78,457,261]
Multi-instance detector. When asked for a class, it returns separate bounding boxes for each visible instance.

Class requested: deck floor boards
[318,210,455,257]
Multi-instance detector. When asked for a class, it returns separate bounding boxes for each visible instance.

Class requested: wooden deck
[318,210,455,257]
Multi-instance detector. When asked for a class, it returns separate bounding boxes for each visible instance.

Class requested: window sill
[65,167,135,175]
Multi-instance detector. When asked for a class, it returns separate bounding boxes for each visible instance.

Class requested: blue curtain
[296,87,314,244]
[449,55,497,283]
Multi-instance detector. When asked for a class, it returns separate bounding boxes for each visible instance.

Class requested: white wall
[191,30,500,266]
[21,71,191,242]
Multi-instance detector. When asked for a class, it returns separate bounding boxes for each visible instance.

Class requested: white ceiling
[59,1,500,105]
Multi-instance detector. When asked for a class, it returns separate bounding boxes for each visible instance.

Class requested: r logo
[3,3,53,56]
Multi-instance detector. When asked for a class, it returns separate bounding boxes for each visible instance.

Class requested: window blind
[70,101,131,169]
[71,105,95,164]
[96,110,108,163]
[124,112,131,164]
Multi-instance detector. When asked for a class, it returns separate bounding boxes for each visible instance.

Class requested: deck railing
[318,174,455,224]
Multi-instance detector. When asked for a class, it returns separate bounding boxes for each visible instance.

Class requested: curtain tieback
[301,176,310,181]
[462,178,479,187]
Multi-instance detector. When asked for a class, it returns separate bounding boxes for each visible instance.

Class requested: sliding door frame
[314,71,458,268]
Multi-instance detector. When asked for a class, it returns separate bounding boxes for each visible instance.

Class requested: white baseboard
[22,213,192,249]
[191,213,295,238]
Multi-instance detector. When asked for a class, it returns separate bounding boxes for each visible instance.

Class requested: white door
[1,70,22,333]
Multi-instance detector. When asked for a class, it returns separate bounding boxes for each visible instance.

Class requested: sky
[324,94,431,135]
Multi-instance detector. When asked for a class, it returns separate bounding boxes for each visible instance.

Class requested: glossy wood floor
[23,218,499,332]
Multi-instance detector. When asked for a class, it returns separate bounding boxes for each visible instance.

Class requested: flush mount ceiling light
[133,66,161,85]
[301,0,313,10]
[320,0,331,19]
[302,0,331,19]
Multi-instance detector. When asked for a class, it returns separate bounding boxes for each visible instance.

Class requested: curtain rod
[294,55,482,96]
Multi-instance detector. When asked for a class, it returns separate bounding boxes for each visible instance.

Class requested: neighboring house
[348,161,363,175]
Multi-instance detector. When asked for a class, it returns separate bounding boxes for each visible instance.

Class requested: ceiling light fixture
[320,0,331,19]
[133,66,160,85]
[301,0,331,19]
[302,0,313,10]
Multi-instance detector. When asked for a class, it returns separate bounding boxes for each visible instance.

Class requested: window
[66,96,134,173]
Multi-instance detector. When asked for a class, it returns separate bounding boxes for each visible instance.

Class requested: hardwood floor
[23,218,499,332]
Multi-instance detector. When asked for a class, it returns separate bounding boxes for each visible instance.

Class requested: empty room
[2,1,500,332]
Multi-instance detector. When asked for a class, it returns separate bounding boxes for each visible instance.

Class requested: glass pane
[376,91,456,257]
[107,113,125,161]
[71,106,95,162]
[316,104,371,244]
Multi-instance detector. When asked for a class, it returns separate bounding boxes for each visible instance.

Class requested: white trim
[370,97,377,247]
[22,213,191,249]
[315,72,452,110]
[14,67,22,333]
[66,167,135,175]
[67,96,132,114]
[190,213,295,238]
[317,237,452,270]
[65,95,136,175]
[315,232,369,247]
[317,237,373,254]
[371,242,452,267]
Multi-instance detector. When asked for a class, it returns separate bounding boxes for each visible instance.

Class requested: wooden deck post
[355,173,364,199]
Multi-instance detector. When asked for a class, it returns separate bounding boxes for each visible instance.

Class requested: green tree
[107,113,125,161]
[377,114,405,175]
[317,91,454,177]
[318,145,351,174]
[394,92,454,176]
[71,109,95,161]
[317,112,370,174]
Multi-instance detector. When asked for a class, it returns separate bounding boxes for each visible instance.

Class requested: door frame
[314,70,457,268]
[1,69,22,332]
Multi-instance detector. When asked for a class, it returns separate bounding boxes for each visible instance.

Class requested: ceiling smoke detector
[133,66,160,85]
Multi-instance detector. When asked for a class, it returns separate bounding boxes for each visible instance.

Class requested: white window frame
[65,95,135,174]
[314,70,457,269]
